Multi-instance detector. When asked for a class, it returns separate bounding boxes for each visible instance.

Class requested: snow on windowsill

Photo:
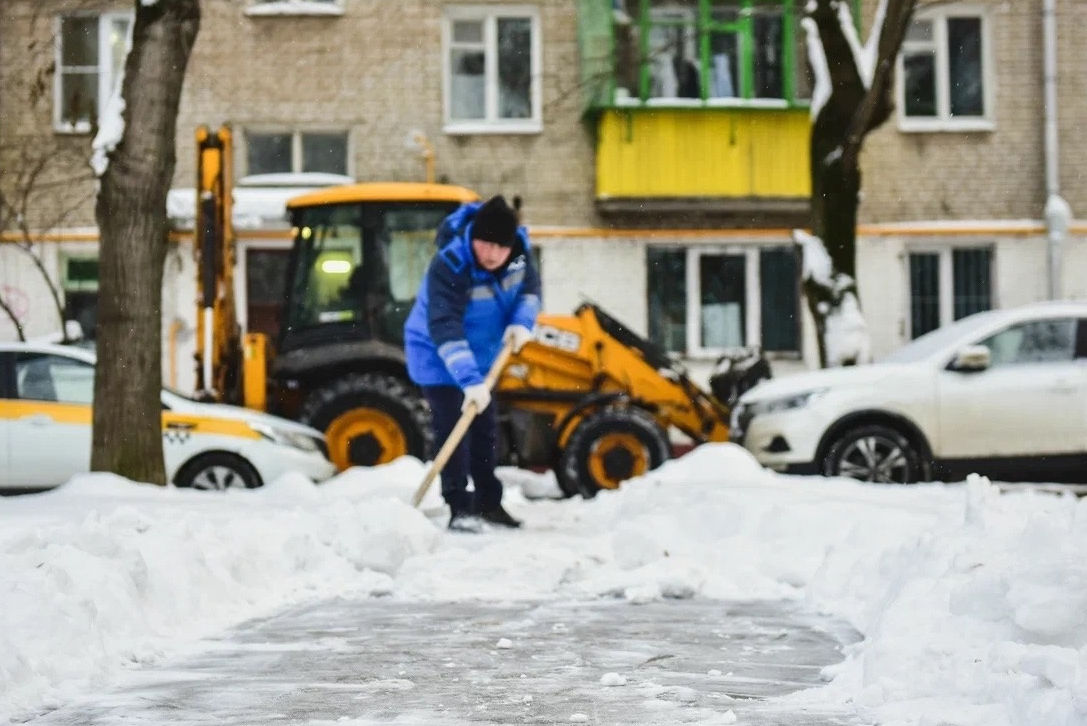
[245,1,344,17]
[54,122,94,136]
[443,121,542,136]
[897,117,996,134]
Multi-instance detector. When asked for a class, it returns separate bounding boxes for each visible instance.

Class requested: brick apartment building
[1,0,1085,393]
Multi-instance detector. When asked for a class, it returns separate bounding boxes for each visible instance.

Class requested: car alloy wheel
[190,465,245,490]
[175,452,262,490]
[825,424,922,484]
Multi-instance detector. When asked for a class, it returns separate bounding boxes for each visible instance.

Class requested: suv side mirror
[950,344,991,372]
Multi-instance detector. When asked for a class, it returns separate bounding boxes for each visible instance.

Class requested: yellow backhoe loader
[194,126,762,497]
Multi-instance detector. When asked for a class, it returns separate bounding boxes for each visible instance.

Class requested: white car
[731,302,1087,484]
[0,341,337,492]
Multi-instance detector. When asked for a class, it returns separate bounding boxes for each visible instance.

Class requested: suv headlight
[748,389,827,416]
[249,422,320,452]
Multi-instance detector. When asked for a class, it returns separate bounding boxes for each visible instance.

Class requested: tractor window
[285,203,455,343]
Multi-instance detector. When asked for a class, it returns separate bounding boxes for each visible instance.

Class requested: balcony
[578,0,815,222]
[596,106,809,204]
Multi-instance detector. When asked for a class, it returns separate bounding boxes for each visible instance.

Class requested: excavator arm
[193,125,266,408]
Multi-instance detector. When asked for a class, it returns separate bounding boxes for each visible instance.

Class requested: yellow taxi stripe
[0,400,91,423]
[163,413,262,439]
[0,401,260,439]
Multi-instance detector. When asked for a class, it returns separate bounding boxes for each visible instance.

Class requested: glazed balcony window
[583,0,811,109]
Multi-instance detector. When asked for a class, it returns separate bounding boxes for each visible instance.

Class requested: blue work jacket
[404,214,541,389]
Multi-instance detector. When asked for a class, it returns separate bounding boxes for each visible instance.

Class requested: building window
[908,246,993,339]
[245,130,349,176]
[647,245,799,356]
[61,255,99,339]
[601,0,810,107]
[898,7,991,131]
[55,14,132,132]
[443,6,542,133]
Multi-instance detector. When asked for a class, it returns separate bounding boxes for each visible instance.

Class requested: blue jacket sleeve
[510,250,541,331]
[426,256,485,388]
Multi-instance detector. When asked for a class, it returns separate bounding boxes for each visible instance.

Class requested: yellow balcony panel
[596,108,811,201]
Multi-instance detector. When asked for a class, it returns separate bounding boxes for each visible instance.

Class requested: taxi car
[0,341,337,492]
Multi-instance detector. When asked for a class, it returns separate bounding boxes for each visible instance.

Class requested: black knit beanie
[471,195,519,247]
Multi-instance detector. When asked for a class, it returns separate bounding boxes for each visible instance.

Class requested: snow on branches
[794,230,871,368]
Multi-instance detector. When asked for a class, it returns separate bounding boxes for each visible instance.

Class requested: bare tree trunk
[92,0,200,485]
[800,0,917,367]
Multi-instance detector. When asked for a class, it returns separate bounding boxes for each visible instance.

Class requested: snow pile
[0,468,440,721]
[3,446,1087,726]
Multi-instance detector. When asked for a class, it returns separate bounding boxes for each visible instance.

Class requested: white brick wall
[536,236,648,334]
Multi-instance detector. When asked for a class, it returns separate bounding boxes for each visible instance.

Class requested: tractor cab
[279,183,479,355]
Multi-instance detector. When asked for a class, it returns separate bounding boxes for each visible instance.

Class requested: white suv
[731,302,1087,484]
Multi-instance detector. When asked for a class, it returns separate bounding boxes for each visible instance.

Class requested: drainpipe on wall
[1043,0,1071,300]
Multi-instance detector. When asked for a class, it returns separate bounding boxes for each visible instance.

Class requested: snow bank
[0,468,439,720]
[3,447,1087,726]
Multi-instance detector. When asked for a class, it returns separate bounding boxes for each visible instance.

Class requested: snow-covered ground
[2,444,1086,726]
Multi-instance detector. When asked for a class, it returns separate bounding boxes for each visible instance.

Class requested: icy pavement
[26,597,862,726]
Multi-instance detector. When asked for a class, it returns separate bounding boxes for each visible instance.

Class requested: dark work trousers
[422,385,504,515]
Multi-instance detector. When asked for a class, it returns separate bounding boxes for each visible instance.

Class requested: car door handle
[19,414,53,426]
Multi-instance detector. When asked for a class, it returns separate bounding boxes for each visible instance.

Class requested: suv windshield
[882,310,1002,364]
[283,202,458,348]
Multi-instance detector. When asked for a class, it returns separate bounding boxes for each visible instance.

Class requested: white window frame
[246,0,344,17]
[53,13,132,133]
[243,128,352,177]
[682,246,763,359]
[442,5,543,135]
[896,4,994,133]
[904,243,997,339]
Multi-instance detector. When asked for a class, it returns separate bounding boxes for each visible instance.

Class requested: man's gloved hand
[461,383,492,413]
[503,324,534,353]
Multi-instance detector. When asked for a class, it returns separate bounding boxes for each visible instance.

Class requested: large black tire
[822,424,923,484]
[298,373,431,470]
[556,407,671,499]
[175,452,262,490]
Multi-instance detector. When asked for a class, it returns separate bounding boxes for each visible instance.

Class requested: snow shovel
[411,340,515,508]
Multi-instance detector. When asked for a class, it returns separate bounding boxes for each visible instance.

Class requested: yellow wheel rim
[325,408,408,471]
[587,432,649,490]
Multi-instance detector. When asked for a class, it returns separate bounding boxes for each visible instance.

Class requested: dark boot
[480,504,522,529]
[448,511,483,534]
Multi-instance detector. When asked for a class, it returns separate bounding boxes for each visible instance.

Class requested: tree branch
[841,0,919,169]
[0,155,80,339]
[0,292,27,341]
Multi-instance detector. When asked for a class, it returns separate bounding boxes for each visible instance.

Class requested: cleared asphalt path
[28,598,865,725]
